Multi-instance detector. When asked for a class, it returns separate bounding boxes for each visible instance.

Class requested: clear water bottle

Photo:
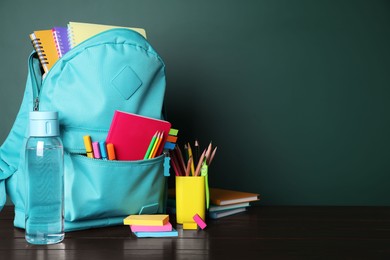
[25,111,64,244]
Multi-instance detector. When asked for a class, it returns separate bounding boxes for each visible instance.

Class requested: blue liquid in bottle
[25,111,64,245]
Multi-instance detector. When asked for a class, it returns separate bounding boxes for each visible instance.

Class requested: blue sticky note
[163,142,176,150]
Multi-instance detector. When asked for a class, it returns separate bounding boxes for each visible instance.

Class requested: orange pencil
[150,131,164,158]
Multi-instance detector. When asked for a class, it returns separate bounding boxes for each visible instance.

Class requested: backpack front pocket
[64,153,166,222]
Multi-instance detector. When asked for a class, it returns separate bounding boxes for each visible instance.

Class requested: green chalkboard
[1,0,389,205]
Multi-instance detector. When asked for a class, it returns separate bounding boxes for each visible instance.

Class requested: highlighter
[107,143,116,160]
[99,141,108,160]
[92,142,101,159]
[83,135,93,158]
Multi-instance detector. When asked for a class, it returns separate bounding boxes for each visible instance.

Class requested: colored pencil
[185,156,193,176]
[194,149,206,176]
[187,142,195,176]
[150,131,163,159]
[209,146,217,165]
[144,131,158,159]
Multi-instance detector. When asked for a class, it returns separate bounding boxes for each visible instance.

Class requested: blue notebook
[133,228,178,238]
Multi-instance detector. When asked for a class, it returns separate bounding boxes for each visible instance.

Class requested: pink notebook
[106,110,171,161]
[130,222,173,232]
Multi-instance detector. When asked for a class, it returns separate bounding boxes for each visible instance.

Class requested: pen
[83,135,93,158]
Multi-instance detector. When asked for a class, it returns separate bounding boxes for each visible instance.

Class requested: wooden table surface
[1,206,390,259]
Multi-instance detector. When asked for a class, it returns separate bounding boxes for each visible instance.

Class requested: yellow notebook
[29,30,59,73]
[68,22,147,48]
[123,214,169,226]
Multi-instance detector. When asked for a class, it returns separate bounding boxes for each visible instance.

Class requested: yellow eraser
[183,222,198,230]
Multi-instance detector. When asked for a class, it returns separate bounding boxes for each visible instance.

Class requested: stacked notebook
[123,214,178,238]
[167,187,260,219]
[29,22,146,73]
[208,188,260,219]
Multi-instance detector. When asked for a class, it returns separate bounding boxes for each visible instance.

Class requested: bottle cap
[29,111,60,137]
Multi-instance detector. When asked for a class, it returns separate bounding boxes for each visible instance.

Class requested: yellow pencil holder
[175,176,205,224]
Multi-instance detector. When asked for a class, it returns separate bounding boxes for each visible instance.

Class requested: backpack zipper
[33,97,39,111]
[28,52,41,111]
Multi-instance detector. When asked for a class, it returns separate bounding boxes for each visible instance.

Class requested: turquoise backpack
[0,29,169,231]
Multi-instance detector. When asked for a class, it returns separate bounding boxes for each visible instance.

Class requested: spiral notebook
[29,30,59,73]
[67,22,147,48]
[52,27,71,58]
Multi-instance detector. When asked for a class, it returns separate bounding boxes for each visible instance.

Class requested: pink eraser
[130,222,172,232]
[193,214,207,229]
[92,141,101,159]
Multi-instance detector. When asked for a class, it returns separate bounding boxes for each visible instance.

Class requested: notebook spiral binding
[52,30,63,58]
[67,27,76,49]
[30,38,48,65]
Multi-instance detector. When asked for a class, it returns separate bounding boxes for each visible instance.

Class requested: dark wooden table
[1,206,390,259]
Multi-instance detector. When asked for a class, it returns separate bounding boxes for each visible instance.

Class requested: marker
[92,142,101,159]
[83,135,93,158]
[201,161,210,209]
[107,143,116,160]
[99,141,108,160]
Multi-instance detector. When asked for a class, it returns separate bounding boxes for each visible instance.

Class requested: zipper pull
[163,151,170,177]
[33,97,39,111]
